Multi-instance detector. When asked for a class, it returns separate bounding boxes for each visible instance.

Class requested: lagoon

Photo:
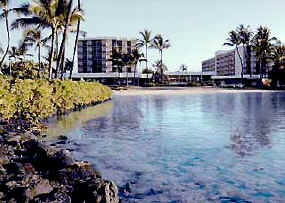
[48,92,285,202]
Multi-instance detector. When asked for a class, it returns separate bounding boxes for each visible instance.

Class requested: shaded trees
[150,34,170,83]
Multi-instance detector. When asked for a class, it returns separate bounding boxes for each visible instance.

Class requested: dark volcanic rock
[0,131,119,203]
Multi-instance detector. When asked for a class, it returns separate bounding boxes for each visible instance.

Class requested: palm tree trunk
[236,46,244,82]
[60,46,66,79]
[38,45,41,78]
[70,0,81,79]
[57,0,73,77]
[145,44,148,69]
[160,50,163,83]
[259,60,262,79]
[0,10,10,70]
[247,45,252,77]
[145,44,149,85]
[55,30,59,60]
[49,27,55,79]
[133,64,136,85]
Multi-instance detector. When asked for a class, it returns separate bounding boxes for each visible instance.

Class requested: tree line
[0,0,83,80]
[224,24,285,81]
[0,1,172,83]
[136,30,170,83]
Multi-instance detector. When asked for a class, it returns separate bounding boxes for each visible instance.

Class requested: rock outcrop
[0,128,119,203]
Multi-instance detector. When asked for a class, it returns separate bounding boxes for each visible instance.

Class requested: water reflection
[48,92,285,202]
[198,93,285,156]
[45,101,113,139]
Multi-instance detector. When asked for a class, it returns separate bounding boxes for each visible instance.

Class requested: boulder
[25,179,53,200]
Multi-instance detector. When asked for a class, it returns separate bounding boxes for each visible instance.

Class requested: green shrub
[0,76,112,125]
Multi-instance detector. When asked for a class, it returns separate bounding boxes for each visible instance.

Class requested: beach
[113,87,283,96]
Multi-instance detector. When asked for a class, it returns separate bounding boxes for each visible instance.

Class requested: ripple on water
[48,92,285,202]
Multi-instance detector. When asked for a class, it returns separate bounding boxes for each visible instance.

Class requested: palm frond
[11,17,45,30]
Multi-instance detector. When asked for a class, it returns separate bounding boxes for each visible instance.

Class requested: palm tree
[11,0,64,79]
[137,30,152,85]
[270,43,285,66]
[8,44,28,62]
[137,29,152,72]
[224,30,244,78]
[0,43,4,57]
[130,48,144,85]
[152,60,168,83]
[23,28,50,78]
[252,26,277,78]
[8,43,30,76]
[54,1,84,79]
[150,34,170,83]
[70,0,83,79]
[179,64,188,82]
[0,0,11,69]
[56,0,73,78]
[237,24,253,76]
[109,48,124,85]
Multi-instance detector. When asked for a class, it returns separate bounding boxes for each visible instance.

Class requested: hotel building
[77,37,137,74]
[202,57,216,75]
[202,47,262,77]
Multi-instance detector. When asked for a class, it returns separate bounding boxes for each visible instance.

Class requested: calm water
[48,92,285,202]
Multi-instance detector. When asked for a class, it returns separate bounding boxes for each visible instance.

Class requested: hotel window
[112,40,117,47]
[117,40,122,47]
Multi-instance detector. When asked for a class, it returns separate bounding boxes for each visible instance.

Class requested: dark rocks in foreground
[0,129,119,203]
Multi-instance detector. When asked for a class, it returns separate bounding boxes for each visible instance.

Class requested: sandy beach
[113,87,284,96]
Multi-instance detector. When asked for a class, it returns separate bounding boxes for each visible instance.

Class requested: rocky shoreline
[0,120,119,203]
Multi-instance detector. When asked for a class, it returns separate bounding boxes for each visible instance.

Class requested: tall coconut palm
[54,1,84,79]
[252,26,277,78]
[137,29,152,71]
[224,30,244,78]
[56,0,73,78]
[150,34,170,83]
[0,0,11,69]
[237,24,253,75]
[23,28,50,78]
[130,48,143,85]
[70,0,83,79]
[11,0,64,79]
[137,30,152,84]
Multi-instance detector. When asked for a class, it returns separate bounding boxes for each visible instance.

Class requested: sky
[1,0,285,72]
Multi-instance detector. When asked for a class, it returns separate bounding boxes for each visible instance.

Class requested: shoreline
[0,97,120,203]
[113,86,284,96]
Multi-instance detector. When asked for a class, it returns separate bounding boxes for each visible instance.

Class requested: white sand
[113,87,283,96]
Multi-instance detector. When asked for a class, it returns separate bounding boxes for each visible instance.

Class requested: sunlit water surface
[47,92,285,202]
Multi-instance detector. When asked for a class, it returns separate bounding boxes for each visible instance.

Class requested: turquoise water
[50,92,285,202]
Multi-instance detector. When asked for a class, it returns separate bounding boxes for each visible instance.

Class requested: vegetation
[0,0,84,80]
[137,30,152,73]
[150,34,171,83]
[252,26,278,77]
[224,28,245,77]
[224,25,284,85]
[0,0,11,68]
[0,76,112,126]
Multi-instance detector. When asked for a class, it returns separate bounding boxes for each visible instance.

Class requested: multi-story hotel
[77,37,137,73]
[202,47,262,77]
[202,57,215,75]
[215,50,237,76]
